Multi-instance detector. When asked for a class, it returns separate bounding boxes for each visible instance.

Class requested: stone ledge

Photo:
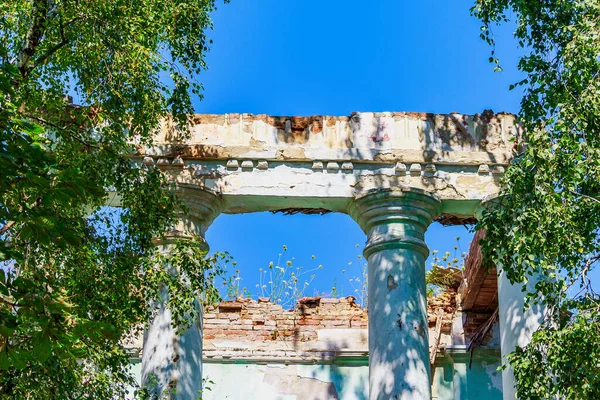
[146,111,518,163]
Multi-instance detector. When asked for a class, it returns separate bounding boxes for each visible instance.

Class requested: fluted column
[349,187,441,400]
[141,189,222,400]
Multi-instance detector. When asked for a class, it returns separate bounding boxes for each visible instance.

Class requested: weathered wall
[198,352,502,400]
[204,297,368,345]
[128,295,502,399]
[129,353,502,400]
[146,111,517,165]
[202,363,369,400]
[201,295,460,357]
[127,111,519,219]
[432,350,503,400]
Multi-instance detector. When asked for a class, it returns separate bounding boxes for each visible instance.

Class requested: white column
[497,269,545,400]
[141,189,222,400]
[474,193,547,400]
[349,187,441,400]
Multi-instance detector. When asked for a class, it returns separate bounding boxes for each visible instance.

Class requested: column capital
[348,187,441,259]
[177,187,224,234]
[153,187,223,250]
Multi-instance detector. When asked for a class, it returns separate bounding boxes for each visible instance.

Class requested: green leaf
[11,348,28,370]
[0,350,9,370]
[32,336,53,363]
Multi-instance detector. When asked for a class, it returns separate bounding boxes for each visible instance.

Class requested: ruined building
[127,112,545,400]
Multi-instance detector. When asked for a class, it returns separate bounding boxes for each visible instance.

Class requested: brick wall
[203,292,458,344]
[203,296,368,342]
[126,292,496,362]
[463,311,497,343]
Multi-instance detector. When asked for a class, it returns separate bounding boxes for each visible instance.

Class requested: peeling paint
[387,275,398,291]
[131,111,520,219]
[131,111,516,399]
[397,314,403,330]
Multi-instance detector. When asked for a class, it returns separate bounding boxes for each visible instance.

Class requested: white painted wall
[497,269,545,399]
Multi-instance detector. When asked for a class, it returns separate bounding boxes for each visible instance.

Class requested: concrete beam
[127,111,517,219]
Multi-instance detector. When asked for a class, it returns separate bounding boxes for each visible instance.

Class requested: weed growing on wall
[220,244,369,308]
[219,238,466,309]
[427,237,467,296]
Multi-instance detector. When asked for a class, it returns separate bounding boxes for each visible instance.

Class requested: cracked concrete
[131,111,514,400]
[131,111,518,221]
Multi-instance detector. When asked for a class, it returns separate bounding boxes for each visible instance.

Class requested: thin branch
[569,190,600,204]
[25,114,101,149]
[558,253,600,303]
[31,12,68,72]
[468,307,499,368]
[0,221,15,236]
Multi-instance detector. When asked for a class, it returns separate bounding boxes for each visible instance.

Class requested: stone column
[497,269,545,400]
[141,189,222,400]
[349,187,441,400]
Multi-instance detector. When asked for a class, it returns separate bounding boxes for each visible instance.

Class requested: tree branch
[17,0,50,80]
[31,30,66,72]
[0,221,15,236]
[25,114,101,149]
[30,10,73,73]
[569,190,600,204]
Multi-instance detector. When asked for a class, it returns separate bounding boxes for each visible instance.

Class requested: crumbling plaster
[128,295,502,400]
[132,111,518,220]
[129,111,520,400]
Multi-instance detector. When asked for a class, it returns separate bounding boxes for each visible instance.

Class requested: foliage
[135,374,216,400]
[472,0,600,398]
[224,245,322,309]
[222,244,369,308]
[426,237,466,295]
[507,306,600,399]
[340,245,368,308]
[0,0,227,397]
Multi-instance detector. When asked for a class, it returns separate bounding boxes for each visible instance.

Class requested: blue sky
[191,0,528,301]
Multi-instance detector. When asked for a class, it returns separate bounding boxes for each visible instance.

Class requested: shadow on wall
[308,338,369,400]
[290,300,368,400]
[499,272,545,347]
[262,111,510,162]
[498,268,546,398]
[310,365,369,400]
